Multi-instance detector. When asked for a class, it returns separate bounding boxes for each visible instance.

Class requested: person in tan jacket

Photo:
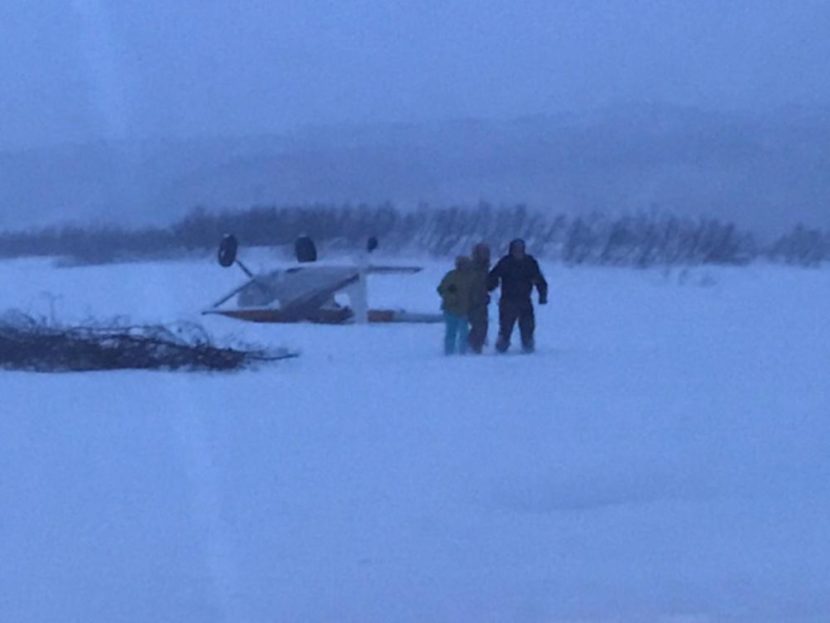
[468,242,491,353]
[437,256,475,355]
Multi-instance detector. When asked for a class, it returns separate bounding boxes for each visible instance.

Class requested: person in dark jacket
[468,242,491,354]
[487,239,548,353]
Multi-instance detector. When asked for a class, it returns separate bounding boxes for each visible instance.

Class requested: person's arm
[437,272,457,297]
[532,258,548,304]
[487,259,504,292]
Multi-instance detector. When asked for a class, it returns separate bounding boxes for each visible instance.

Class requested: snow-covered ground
[1,254,829,622]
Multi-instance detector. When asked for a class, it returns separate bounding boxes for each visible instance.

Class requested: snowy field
[1,254,829,623]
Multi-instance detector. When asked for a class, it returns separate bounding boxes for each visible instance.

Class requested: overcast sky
[2,0,830,149]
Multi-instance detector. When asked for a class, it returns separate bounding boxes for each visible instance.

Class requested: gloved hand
[539,295,548,305]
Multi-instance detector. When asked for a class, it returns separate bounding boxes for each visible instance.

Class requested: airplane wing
[366,265,422,274]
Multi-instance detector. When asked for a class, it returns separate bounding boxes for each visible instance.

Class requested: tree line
[0,203,827,267]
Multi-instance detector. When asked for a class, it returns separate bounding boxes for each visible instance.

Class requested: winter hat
[472,242,491,265]
[508,239,526,254]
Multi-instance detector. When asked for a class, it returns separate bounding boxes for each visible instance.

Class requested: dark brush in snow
[0,312,297,372]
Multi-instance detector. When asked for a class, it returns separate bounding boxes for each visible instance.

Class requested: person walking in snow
[488,239,548,353]
[437,256,475,355]
[468,242,491,354]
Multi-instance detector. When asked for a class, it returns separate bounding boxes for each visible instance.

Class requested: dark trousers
[468,305,489,353]
[496,299,535,352]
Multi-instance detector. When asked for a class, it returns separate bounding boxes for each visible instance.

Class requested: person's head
[509,239,526,259]
[472,242,491,267]
[455,255,472,271]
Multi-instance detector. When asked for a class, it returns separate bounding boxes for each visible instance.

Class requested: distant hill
[2,104,829,235]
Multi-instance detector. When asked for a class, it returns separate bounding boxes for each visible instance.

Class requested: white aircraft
[203,234,443,325]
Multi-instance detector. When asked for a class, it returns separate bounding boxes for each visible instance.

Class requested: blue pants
[444,312,470,355]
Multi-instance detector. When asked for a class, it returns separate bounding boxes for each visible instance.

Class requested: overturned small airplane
[203,234,443,325]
